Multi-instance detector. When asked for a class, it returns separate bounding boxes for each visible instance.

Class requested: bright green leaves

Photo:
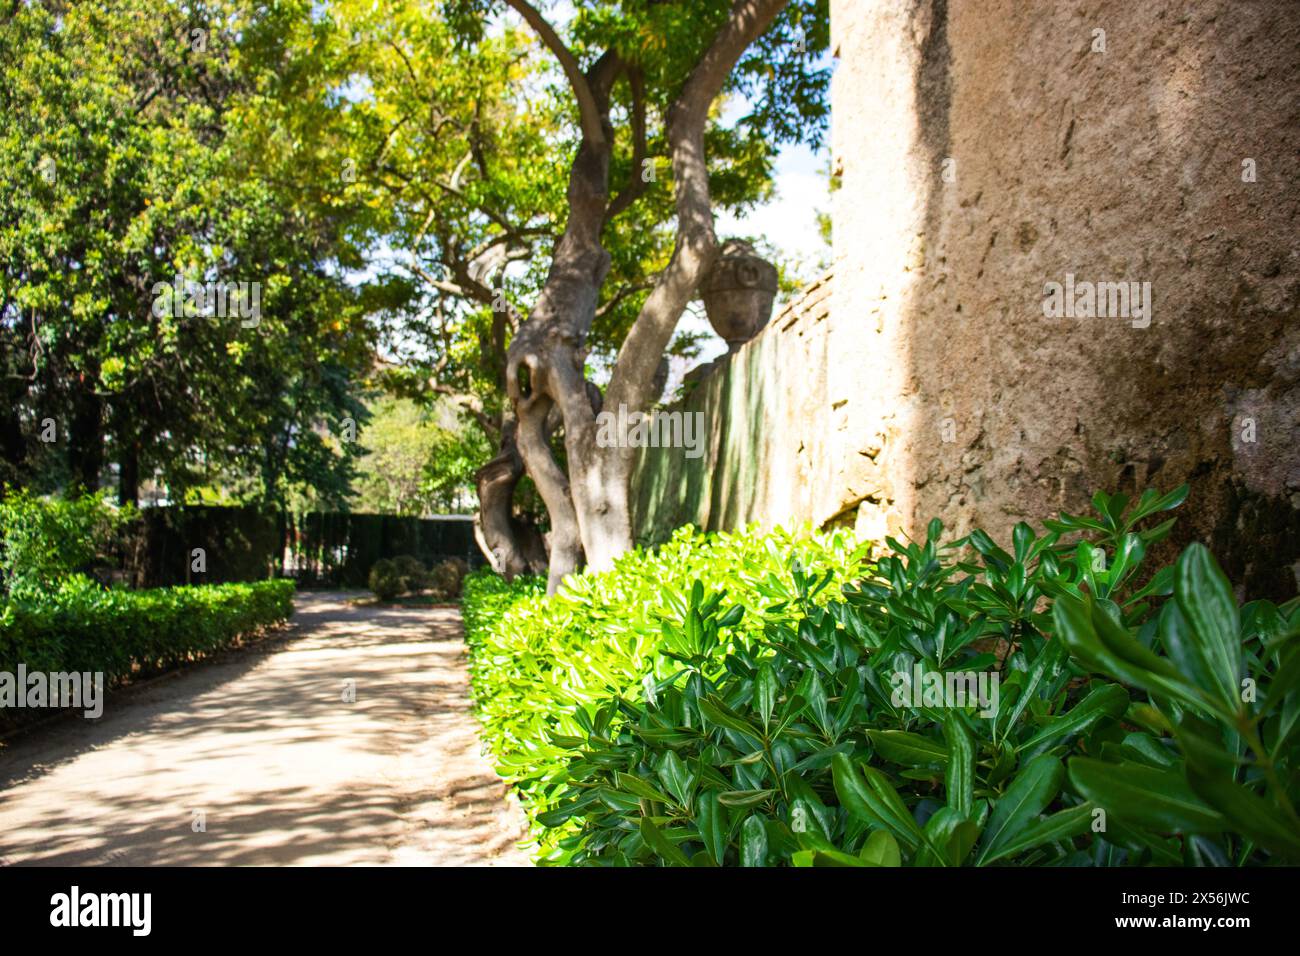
[466,488,1297,867]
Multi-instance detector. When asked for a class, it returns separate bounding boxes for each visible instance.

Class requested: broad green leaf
[1184,765,1300,862]
[1068,758,1224,834]
[832,754,923,850]
[614,771,674,806]
[698,695,763,743]
[656,750,695,806]
[978,802,1093,865]
[717,789,775,809]
[868,729,949,769]
[639,817,691,867]
[695,791,727,865]
[1053,592,1227,720]
[1172,543,1242,710]
[943,713,974,818]
[859,829,902,867]
[1018,682,1128,757]
[974,755,1063,865]
[740,813,769,867]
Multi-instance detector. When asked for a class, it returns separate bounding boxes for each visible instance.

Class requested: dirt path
[0,593,531,866]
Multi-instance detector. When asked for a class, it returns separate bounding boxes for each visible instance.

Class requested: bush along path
[0,592,530,866]
[463,489,1300,866]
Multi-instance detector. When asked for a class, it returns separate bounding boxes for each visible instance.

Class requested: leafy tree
[311,0,828,587]
[0,0,372,508]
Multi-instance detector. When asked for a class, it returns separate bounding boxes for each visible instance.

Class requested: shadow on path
[0,592,531,866]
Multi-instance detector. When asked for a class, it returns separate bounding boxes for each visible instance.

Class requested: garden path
[0,593,530,866]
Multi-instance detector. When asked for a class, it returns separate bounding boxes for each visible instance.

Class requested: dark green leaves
[974,755,1064,866]
[1068,758,1224,834]
[832,754,924,851]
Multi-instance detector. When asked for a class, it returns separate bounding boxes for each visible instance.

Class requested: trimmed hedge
[460,524,870,861]
[465,491,1300,867]
[0,577,296,690]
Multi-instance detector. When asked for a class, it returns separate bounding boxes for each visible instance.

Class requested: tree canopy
[1,0,830,567]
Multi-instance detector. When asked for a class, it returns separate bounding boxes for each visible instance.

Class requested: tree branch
[503,0,607,148]
[604,67,649,224]
[605,0,789,413]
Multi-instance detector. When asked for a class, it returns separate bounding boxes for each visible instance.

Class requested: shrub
[428,557,469,600]
[535,487,1300,866]
[465,487,1300,866]
[0,577,295,724]
[460,524,872,860]
[368,558,404,600]
[0,488,133,600]
[391,554,428,591]
[370,555,433,600]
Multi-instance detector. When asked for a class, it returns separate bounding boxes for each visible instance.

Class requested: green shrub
[370,555,433,600]
[460,524,872,860]
[0,488,133,600]
[391,554,428,591]
[534,487,1300,866]
[0,577,295,721]
[464,488,1300,866]
[368,558,403,600]
[429,557,469,600]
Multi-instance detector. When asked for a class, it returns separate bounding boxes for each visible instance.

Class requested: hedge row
[464,491,1300,866]
[460,525,870,861]
[0,577,296,690]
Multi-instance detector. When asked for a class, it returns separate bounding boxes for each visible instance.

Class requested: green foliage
[0,577,294,711]
[1055,542,1300,864]
[460,524,871,860]
[428,558,470,600]
[367,553,466,601]
[0,489,133,601]
[351,396,474,516]
[466,487,1300,866]
[369,557,413,601]
[1,0,372,503]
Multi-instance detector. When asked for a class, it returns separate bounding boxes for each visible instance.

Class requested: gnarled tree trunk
[503,0,789,592]
[473,416,548,579]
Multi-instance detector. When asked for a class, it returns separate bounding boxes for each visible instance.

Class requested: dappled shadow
[0,592,529,867]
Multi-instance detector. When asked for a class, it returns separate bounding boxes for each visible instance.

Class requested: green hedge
[465,491,1300,867]
[460,524,871,861]
[0,577,296,690]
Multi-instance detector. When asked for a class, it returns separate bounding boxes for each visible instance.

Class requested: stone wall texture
[634,0,1300,599]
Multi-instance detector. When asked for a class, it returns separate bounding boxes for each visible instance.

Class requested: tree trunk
[68,388,103,493]
[507,100,616,593]
[502,1,789,589]
[474,417,548,579]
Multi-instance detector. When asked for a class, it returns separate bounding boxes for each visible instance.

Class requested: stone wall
[632,274,834,542]
[635,0,1300,599]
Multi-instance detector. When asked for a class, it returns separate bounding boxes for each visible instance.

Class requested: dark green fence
[126,507,480,588]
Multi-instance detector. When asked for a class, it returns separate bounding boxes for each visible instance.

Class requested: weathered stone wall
[635,0,1300,599]
[633,275,833,542]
